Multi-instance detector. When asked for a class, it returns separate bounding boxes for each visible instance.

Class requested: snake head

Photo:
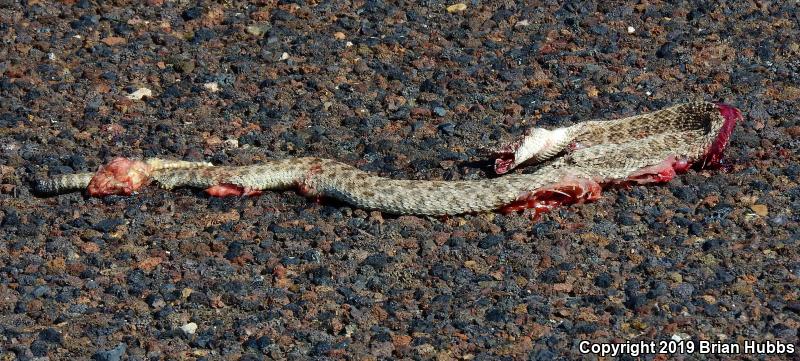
[490,140,521,175]
[492,128,573,174]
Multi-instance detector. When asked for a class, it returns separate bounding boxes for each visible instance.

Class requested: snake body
[35,102,741,216]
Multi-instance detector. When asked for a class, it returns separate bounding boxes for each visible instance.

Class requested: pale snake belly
[35,101,742,216]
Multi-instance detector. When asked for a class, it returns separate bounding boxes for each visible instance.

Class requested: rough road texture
[1,1,799,360]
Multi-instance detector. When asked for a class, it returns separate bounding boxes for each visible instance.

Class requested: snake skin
[35,101,740,215]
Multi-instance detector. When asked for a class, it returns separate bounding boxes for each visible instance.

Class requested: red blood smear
[673,158,691,173]
[501,178,602,218]
[494,156,514,174]
[701,103,742,168]
[206,184,243,197]
[492,141,521,175]
[296,182,317,197]
[626,157,687,185]
[87,157,152,196]
[205,184,262,197]
[632,166,676,184]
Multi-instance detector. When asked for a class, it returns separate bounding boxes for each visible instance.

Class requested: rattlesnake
[35,101,741,216]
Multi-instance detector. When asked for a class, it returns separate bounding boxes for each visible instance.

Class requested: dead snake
[35,101,741,216]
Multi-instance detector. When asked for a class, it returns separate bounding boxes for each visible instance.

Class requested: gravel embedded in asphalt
[1,1,799,359]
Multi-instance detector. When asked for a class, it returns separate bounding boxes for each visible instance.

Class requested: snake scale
[35,101,741,216]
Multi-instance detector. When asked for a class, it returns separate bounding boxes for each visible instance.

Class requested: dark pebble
[485,308,508,322]
[704,303,720,317]
[430,264,453,281]
[671,186,698,203]
[192,329,214,348]
[192,28,217,43]
[30,340,49,357]
[145,294,164,308]
[647,281,669,298]
[308,267,332,285]
[302,249,322,263]
[39,328,63,344]
[715,269,736,284]
[701,238,725,252]
[785,164,799,181]
[673,283,695,298]
[182,7,203,21]
[70,15,99,30]
[767,299,785,311]
[531,348,556,361]
[362,253,389,270]
[594,273,613,288]
[92,343,126,361]
[478,235,503,249]
[689,222,704,236]
[224,241,244,260]
[160,284,179,302]
[656,42,676,59]
[244,335,273,351]
[772,323,795,338]
[32,285,50,298]
[420,79,442,94]
[617,212,636,226]
[155,306,174,319]
[94,218,123,233]
[437,122,455,135]
[539,268,560,284]
[574,322,598,334]
[330,241,350,253]
[1,209,20,227]
[312,342,332,356]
